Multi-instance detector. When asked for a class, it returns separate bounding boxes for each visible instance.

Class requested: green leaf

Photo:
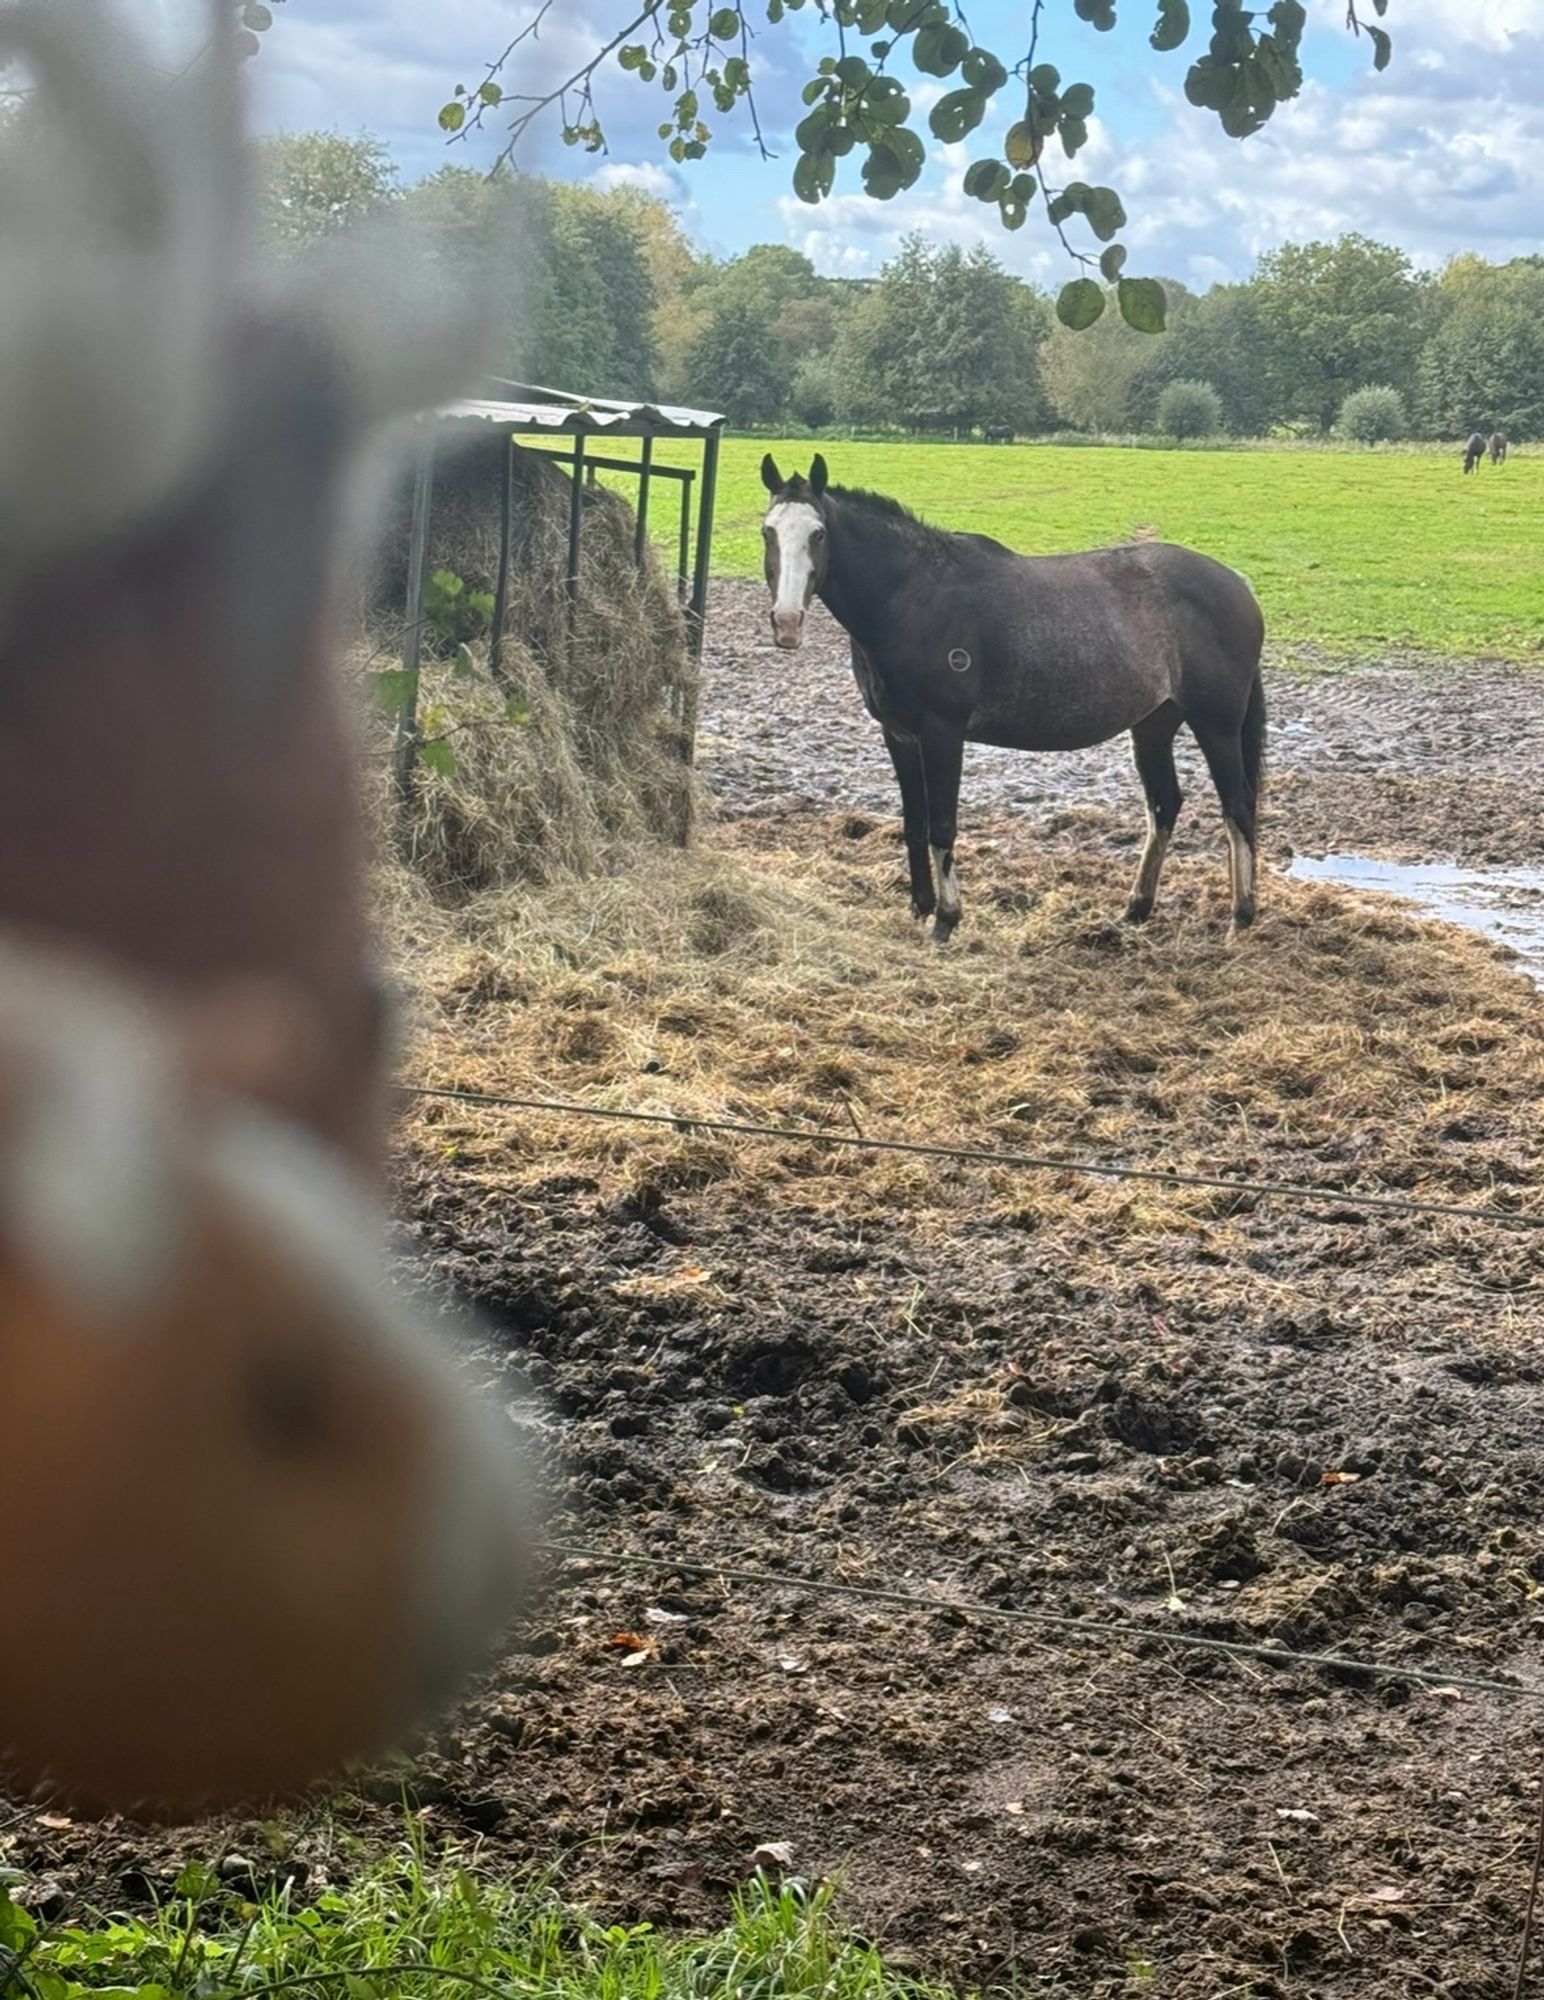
[961,47,1008,91]
[963,158,1010,201]
[452,643,478,679]
[792,149,835,202]
[437,101,466,133]
[1004,120,1041,168]
[1367,24,1391,70]
[1060,82,1095,118]
[1151,0,1190,52]
[1117,275,1168,332]
[929,87,987,142]
[862,134,923,197]
[1100,243,1128,281]
[709,7,741,35]
[506,694,534,725]
[913,21,970,74]
[373,669,417,718]
[1056,278,1106,330]
[478,79,503,106]
[1084,184,1127,240]
[1028,63,1061,93]
[242,2,274,28]
[420,739,457,779]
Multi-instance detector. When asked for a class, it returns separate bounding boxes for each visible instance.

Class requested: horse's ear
[761,453,783,494]
[809,453,829,496]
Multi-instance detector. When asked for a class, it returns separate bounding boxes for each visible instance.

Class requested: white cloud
[251,1,1544,289]
[591,161,681,200]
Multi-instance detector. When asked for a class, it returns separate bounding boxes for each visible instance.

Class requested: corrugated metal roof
[438,381,724,439]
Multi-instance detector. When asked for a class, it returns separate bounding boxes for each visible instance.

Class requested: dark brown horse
[1464,432,1488,474]
[1491,430,1510,465]
[761,454,1266,936]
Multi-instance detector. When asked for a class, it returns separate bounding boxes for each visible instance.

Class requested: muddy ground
[7,584,1544,2000]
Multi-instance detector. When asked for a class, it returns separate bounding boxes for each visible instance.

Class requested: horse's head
[760,453,831,650]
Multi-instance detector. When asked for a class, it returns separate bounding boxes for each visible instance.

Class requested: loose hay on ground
[393,814,1544,1261]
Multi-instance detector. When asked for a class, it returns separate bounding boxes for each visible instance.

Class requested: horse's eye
[810,527,825,543]
[246,1345,335,1459]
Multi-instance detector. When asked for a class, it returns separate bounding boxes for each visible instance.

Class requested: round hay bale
[364,436,696,899]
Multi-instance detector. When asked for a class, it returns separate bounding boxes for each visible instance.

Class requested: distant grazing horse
[1491,430,1509,465]
[984,423,1015,445]
[1464,432,1488,474]
[761,454,1267,935]
[0,0,528,1814]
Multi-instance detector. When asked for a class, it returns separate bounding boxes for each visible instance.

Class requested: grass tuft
[0,1837,957,2000]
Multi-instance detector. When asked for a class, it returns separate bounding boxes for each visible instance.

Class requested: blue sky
[248,1,1544,289]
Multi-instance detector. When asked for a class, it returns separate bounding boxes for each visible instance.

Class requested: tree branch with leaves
[434,0,1395,334]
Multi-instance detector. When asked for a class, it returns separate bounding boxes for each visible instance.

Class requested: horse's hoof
[911,900,936,923]
[931,915,958,947]
[1231,903,1257,935]
[1125,896,1153,925]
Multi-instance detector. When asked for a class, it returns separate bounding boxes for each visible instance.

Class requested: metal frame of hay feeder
[392,381,725,839]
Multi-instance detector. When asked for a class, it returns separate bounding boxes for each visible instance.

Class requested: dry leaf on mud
[613,1263,716,1299]
[1276,1807,1320,1825]
[749,1840,795,1871]
[778,1653,808,1675]
[646,1607,690,1626]
[610,1631,660,1667]
[1322,1470,1362,1486]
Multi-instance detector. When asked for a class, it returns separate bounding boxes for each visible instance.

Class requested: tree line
[262,133,1544,443]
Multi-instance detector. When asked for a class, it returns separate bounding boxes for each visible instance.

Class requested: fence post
[565,435,585,651]
[680,429,720,775]
[488,434,515,692]
[392,440,435,836]
[634,435,654,569]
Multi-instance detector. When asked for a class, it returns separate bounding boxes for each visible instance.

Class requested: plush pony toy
[0,0,531,1815]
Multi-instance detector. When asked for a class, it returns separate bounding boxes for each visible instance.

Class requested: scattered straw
[388,816,1544,1298]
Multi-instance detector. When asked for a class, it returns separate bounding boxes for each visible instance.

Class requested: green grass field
[701,440,1543,662]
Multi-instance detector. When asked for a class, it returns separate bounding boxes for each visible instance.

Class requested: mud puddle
[1289,852,1544,984]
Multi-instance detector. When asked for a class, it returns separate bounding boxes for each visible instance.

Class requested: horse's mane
[830,483,962,554]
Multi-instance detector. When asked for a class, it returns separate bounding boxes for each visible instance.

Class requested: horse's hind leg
[1192,711,1261,930]
[883,727,935,921]
[1126,705,1184,923]
[920,725,965,943]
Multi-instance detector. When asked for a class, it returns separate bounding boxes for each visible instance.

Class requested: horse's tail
[1242,667,1266,846]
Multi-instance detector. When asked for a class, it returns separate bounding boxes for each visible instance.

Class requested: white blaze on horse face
[764,500,824,650]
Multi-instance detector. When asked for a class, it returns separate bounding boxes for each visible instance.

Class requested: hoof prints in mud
[388,1174,1544,1998]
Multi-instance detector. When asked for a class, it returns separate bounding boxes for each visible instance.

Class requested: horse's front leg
[920,725,965,943]
[882,727,935,921]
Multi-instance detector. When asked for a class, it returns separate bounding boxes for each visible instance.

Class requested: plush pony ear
[809,454,829,495]
[760,453,783,494]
